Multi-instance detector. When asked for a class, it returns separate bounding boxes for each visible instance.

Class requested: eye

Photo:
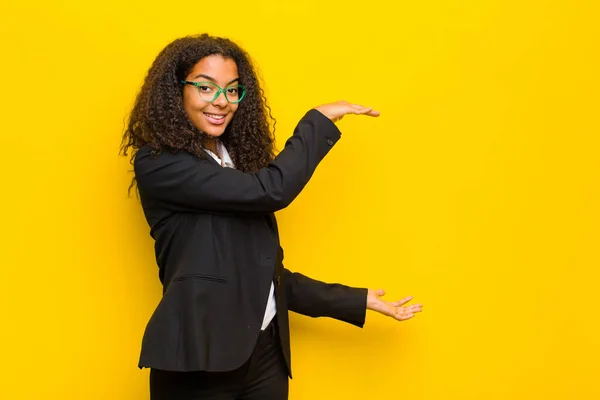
[199,85,214,93]
[227,87,238,94]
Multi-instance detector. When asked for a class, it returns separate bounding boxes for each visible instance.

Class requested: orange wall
[1,1,599,398]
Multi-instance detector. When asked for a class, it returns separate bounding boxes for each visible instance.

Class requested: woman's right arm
[134,103,379,214]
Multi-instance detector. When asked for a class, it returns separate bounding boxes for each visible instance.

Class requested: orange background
[1,0,599,398]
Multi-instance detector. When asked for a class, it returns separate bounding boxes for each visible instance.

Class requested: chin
[202,127,227,138]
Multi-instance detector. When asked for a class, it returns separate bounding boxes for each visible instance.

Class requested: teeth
[205,113,225,119]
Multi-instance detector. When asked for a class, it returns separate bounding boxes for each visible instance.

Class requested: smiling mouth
[203,112,228,125]
[203,112,226,120]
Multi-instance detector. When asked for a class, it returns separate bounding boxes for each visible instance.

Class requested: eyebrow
[192,74,240,85]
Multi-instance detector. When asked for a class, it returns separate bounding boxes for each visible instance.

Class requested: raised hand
[314,100,380,123]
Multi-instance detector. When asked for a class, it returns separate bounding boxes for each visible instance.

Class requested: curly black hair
[120,33,276,185]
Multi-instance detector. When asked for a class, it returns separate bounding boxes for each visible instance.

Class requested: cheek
[183,89,205,113]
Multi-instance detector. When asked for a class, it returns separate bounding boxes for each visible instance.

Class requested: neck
[204,138,218,155]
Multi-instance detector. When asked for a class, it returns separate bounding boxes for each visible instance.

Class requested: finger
[348,104,377,111]
[391,296,413,307]
[353,107,380,117]
[351,106,373,114]
[395,313,414,321]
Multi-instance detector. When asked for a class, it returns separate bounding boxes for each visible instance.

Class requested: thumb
[352,106,373,115]
[375,289,386,297]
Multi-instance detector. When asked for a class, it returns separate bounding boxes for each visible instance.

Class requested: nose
[212,90,228,107]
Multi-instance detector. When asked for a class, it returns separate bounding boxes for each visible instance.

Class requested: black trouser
[149,321,288,400]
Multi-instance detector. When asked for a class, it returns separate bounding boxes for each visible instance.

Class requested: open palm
[367,289,423,321]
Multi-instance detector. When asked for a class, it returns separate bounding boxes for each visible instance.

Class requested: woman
[121,33,423,399]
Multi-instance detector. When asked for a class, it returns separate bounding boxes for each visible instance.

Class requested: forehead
[187,55,239,82]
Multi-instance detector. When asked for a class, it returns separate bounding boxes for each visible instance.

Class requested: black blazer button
[327,139,334,146]
[276,276,281,286]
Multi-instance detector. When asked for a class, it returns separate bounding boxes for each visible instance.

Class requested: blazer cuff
[304,108,342,145]
[341,287,368,328]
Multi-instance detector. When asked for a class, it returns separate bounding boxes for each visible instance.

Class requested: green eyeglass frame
[181,80,246,104]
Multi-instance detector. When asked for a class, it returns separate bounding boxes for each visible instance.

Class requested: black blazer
[133,109,368,376]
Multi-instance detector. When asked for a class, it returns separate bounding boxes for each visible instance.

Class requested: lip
[203,112,228,125]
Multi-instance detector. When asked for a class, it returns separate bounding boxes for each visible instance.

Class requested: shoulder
[134,145,206,168]
[133,145,222,186]
[133,145,216,182]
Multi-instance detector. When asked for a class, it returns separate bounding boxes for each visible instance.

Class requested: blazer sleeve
[283,268,368,328]
[134,109,341,214]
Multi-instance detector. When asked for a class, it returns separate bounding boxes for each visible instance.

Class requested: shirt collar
[203,140,235,169]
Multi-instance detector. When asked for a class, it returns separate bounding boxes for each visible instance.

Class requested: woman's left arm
[282,269,423,326]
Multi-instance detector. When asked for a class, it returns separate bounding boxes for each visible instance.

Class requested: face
[182,55,240,138]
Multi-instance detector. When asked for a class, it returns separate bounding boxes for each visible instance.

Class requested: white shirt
[203,141,277,331]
